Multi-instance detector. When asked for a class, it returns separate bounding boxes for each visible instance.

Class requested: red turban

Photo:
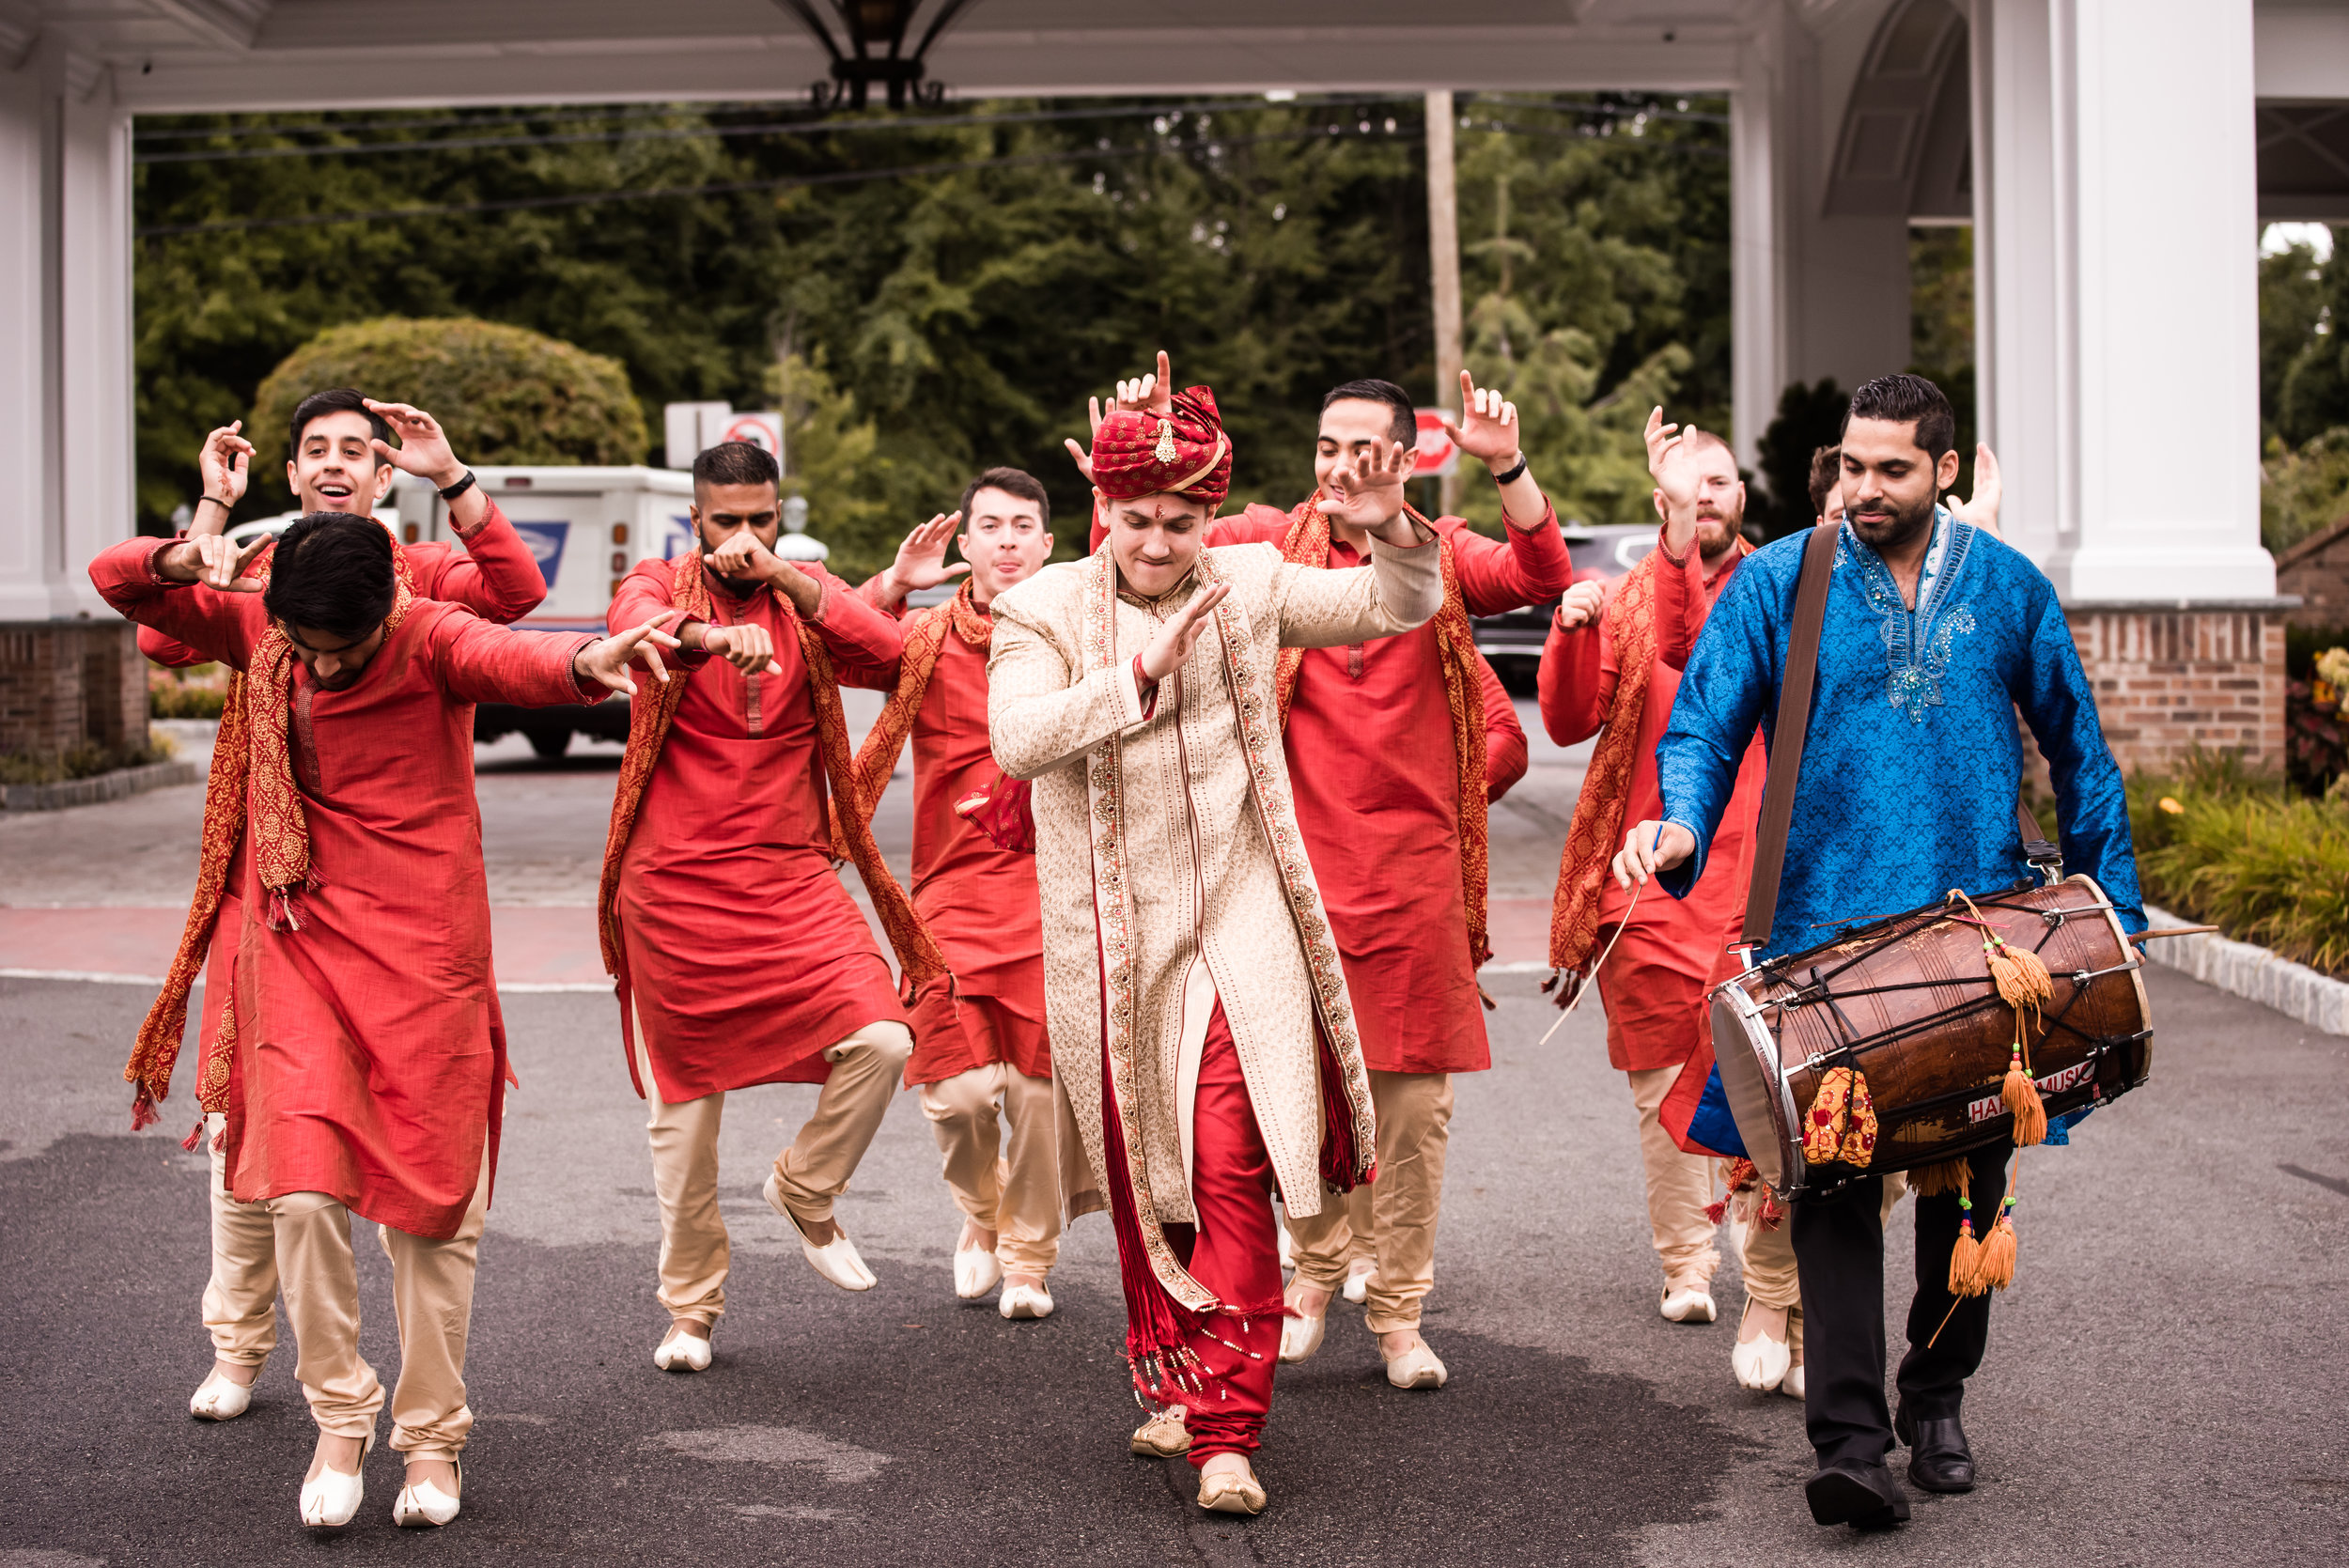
[1089,385,1233,511]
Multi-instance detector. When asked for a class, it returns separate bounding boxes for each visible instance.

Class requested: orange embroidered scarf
[1273,503,1492,966]
[595,551,947,995]
[126,545,416,1130]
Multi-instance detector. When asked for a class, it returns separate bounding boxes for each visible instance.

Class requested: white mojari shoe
[1342,1257,1376,1306]
[392,1461,462,1528]
[298,1430,374,1529]
[954,1232,1003,1300]
[1196,1461,1268,1514]
[1780,1362,1806,1401]
[764,1172,877,1291]
[1732,1328,1790,1391]
[1278,1288,1327,1364]
[1380,1334,1449,1389]
[191,1367,255,1421]
[999,1282,1054,1320]
[1129,1405,1190,1458]
[653,1324,712,1373]
[1659,1284,1719,1324]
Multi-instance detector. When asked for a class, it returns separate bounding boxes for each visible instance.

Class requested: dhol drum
[1708,874,2152,1201]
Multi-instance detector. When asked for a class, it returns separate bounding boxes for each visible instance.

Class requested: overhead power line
[134,122,1425,239]
[133,94,1423,167]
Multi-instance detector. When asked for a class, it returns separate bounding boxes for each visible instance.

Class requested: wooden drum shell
[1708,876,2153,1199]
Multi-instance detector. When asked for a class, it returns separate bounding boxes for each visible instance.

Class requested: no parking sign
[1413,409,1460,478]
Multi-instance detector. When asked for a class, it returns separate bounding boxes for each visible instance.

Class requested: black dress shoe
[1804,1462,1911,1529]
[1895,1403,1976,1493]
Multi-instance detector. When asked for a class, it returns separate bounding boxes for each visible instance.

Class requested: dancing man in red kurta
[1081,363,1569,1388]
[596,441,918,1377]
[128,389,549,1431]
[851,468,1067,1319]
[1542,414,1763,1331]
[96,512,675,1531]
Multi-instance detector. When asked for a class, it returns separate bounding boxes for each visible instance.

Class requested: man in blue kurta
[1614,374,2142,1533]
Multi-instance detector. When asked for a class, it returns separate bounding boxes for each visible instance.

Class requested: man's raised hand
[700,622,785,677]
[162,530,269,592]
[1114,350,1176,418]
[1553,579,1607,632]
[1440,369,1523,469]
[576,613,684,696]
[1138,582,1230,684]
[364,398,466,489]
[196,423,253,522]
[1610,819,1696,891]
[1641,405,1687,484]
[1950,442,2003,539]
[880,512,970,604]
[1316,437,1415,539]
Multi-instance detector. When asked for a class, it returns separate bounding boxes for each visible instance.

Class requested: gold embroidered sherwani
[987,534,1442,1312]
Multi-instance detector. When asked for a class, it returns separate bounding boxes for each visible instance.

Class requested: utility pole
[1425,88,1465,519]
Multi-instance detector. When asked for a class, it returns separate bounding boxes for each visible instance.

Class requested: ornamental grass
[2125,751,2349,978]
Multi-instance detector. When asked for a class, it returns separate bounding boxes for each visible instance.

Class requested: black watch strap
[1491,453,1529,487]
[438,470,478,503]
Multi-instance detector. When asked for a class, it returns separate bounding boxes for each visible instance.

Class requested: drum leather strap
[1740,522,2058,950]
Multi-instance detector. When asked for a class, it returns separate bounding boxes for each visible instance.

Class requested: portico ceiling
[4,0,1763,109]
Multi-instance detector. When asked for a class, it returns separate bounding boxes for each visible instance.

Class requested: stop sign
[1412,409,1460,478]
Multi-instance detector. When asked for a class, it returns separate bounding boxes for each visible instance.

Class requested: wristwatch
[438,470,478,503]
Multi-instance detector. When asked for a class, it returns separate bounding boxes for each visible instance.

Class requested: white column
[1730,32,1786,468]
[0,45,132,624]
[1978,0,2274,600]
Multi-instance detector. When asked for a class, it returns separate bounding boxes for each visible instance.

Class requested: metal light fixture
[775,0,985,110]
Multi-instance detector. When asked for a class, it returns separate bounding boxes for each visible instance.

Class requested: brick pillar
[0,620,149,761]
[2066,604,2286,774]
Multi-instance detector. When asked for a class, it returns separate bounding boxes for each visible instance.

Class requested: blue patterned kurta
[1656,511,2143,1153]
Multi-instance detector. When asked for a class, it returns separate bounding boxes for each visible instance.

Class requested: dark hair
[1843,374,1955,467]
[958,466,1050,529]
[692,441,781,490]
[263,513,397,638]
[289,387,394,465]
[1808,444,1843,516]
[1319,379,1417,448]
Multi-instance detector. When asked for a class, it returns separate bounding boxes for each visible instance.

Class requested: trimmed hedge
[2126,753,2349,978]
[250,317,647,478]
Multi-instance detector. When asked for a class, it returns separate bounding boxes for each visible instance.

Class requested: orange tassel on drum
[1910,1157,1970,1200]
[1961,894,2055,1148]
[1974,1189,2019,1291]
[2002,1041,2048,1147]
[1948,1196,1983,1296]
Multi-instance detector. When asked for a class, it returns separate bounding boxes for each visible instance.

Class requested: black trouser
[1790,1140,2014,1467]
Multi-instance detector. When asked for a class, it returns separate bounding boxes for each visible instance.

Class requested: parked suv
[1473,522,1657,693]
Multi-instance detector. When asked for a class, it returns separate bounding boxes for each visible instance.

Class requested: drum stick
[2134,924,2218,940]
[1542,826,1659,1046]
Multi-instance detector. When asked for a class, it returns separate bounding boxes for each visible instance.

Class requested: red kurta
[140,503,550,1065]
[93,537,598,1237]
[610,558,908,1102]
[1193,505,1570,1076]
[897,619,1050,1086]
[1538,538,1767,1072]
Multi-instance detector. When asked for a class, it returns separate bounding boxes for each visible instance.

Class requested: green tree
[2262,233,2331,437]
[248,317,646,512]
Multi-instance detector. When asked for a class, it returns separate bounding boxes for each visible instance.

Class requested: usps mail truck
[394,465,700,757]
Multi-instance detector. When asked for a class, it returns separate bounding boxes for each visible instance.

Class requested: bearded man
[1541,413,1766,1329]
[596,440,919,1376]
[989,374,1439,1515]
[848,467,1073,1320]
[1620,374,2138,1532]
[1077,365,1565,1385]
[128,389,547,1429]
[95,512,674,1530]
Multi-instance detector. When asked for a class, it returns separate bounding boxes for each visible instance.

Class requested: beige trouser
[1288,1069,1454,1335]
[918,1063,1061,1277]
[202,1111,280,1366]
[272,1149,491,1461]
[1628,1063,1722,1292]
[640,1018,913,1327]
[1737,1168,1910,1356]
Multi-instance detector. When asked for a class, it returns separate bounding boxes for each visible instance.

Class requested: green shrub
[2260,427,2349,555]
[149,663,228,720]
[249,317,648,482]
[2126,752,2349,976]
[0,737,175,785]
